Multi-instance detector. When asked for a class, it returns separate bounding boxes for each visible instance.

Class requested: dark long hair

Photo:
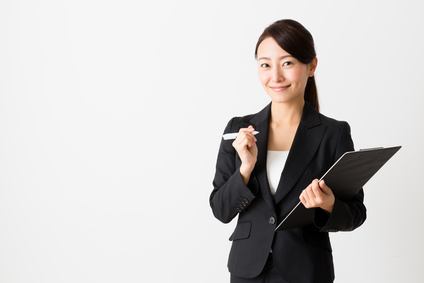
[254,19,319,112]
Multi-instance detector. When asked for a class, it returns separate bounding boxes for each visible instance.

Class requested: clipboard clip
[359,147,384,151]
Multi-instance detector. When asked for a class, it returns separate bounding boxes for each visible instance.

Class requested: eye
[283,61,293,67]
[260,63,270,68]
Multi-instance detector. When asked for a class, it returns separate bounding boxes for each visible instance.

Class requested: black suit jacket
[210,102,366,283]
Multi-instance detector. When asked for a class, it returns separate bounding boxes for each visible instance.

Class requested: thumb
[319,180,331,194]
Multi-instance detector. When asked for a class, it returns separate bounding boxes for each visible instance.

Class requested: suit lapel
[274,102,327,204]
[242,102,326,210]
[247,104,275,212]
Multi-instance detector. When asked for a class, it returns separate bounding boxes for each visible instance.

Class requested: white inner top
[266,150,289,196]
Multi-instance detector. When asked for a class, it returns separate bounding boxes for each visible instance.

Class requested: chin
[269,95,303,105]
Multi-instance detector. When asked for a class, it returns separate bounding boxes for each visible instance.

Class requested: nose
[271,67,284,82]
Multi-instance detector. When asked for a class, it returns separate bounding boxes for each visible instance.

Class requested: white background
[1,0,423,282]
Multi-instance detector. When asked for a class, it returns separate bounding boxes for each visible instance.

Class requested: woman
[210,19,366,283]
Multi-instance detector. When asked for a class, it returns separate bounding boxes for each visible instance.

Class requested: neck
[270,99,305,126]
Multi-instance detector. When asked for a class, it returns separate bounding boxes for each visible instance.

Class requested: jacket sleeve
[209,118,258,224]
[314,122,367,232]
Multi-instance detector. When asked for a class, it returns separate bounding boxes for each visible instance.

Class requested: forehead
[257,37,292,59]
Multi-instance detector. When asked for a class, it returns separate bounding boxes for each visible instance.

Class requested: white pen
[222,131,260,140]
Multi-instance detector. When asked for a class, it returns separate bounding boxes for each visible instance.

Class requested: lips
[270,85,290,91]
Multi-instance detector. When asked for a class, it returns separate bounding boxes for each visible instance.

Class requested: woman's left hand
[300,179,335,214]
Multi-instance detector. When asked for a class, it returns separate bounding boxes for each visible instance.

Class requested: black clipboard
[275,146,402,231]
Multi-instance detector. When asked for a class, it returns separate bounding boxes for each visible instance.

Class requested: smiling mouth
[270,85,290,91]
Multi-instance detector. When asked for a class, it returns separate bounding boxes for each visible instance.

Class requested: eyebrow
[257,55,293,61]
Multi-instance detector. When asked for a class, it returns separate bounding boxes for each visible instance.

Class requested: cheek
[286,68,305,82]
[291,67,310,84]
[258,71,269,86]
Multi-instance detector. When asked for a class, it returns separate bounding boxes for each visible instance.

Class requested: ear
[308,57,318,77]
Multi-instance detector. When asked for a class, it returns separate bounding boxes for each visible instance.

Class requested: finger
[237,132,257,147]
[312,181,323,198]
[241,133,257,143]
[238,125,255,134]
[234,137,257,154]
[313,178,323,193]
[233,131,253,144]
[299,193,309,208]
[311,186,325,206]
[240,138,254,149]
[305,184,317,201]
[236,128,256,140]
[318,180,331,194]
[239,134,256,147]
[238,126,257,139]
[301,191,314,208]
[246,125,255,132]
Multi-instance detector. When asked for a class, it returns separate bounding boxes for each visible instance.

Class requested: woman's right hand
[232,125,258,184]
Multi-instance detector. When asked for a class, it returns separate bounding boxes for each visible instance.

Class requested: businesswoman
[210,19,367,283]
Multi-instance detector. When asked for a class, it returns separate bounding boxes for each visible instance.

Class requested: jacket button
[268,217,275,225]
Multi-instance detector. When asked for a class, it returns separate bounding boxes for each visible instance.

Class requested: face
[257,37,317,105]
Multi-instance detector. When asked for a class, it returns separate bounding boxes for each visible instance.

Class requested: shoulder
[317,112,355,157]
[226,114,255,131]
[318,112,351,133]
[302,102,351,135]
[224,103,271,132]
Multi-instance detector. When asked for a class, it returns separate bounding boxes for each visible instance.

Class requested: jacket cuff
[314,198,343,232]
[235,167,258,196]
[233,168,257,213]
